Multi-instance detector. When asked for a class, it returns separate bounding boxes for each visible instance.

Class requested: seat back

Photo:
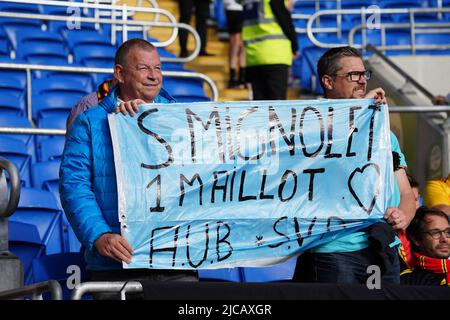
[198,268,243,282]
[8,220,45,285]
[241,258,297,282]
[0,136,32,186]
[32,252,88,299]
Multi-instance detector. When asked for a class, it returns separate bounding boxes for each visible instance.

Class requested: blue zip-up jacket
[59,87,176,270]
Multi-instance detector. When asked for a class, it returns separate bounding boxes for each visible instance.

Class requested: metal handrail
[300,7,450,51]
[0,9,184,54]
[0,280,62,300]
[0,158,21,219]
[388,106,450,113]
[348,23,450,54]
[83,0,161,32]
[0,62,219,123]
[71,281,143,300]
[365,44,436,101]
[0,0,202,62]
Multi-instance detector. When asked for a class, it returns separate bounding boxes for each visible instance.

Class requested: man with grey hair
[60,39,197,299]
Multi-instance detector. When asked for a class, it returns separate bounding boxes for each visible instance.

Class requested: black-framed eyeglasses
[423,228,450,239]
[333,70,372,82]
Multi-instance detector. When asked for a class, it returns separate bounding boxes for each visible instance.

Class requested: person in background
[401,206,450,286]
[242,0,298,100]
[432,94,450,106]
[223,0,246,89]
[178,0,212,57]
[424,175,450,215]
[293,46,416,285]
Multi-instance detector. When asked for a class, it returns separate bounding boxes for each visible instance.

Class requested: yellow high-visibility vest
[242,0,292,67]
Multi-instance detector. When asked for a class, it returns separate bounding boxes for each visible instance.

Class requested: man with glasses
[401,207,450,286]
[293,46,416,285]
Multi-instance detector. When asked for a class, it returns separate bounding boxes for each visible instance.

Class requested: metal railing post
[442,118,450,177]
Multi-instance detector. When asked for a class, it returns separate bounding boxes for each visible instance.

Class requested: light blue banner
[109,99,394,269]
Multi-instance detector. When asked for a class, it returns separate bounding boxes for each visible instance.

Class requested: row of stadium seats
[0,68,210,124]
[291,0,449,12]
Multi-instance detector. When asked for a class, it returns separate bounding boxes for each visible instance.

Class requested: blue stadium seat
[32,90,83,123]
[158,48,186,71]
[213,0,227,31]
[81,57,115,71]
[37,111,69,129]
[46,8,99,34]
[0,28,13,60]
[40,72,94,90]
[163,78,208,101]
[73,42,116,65]
[0,136,32,187]
[31,160,60,191]
[0,2,41,27]
[198,268,242,282]
[415,33,450,54]
[31,252,88,299]
[385,30,415,55]
[300,46,326,94]
[0,75,24,97]
[0,90,25,116]
[114,31,154,46]
[9,187,66,255]
[2,24,44,50]
[62,29,110,49]
[241,258,297,282]
[0,114,34,149]
[0,2,40,13]
[8,187,66,284]
[33,79,90,96]
[379,0,429,9]
[292,1,318,14]
[398,12,442,23]
[0,69,26,87]
[352,29,383,47]
[31,159,82,253]
[8,220,45,285]
[37,137,65,162]
[340,0,378,8]
[35,112,68,147]
[18,38,69,61]
[26,54,70,68]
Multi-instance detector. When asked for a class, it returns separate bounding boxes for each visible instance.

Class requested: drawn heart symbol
[347,163,380,215]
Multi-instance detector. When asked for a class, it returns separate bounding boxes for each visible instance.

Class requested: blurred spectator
[432,94,450,106]
[401,206,450,286]
[242,0,298,100]
[66,79,116,134]
[423,175,450,215]
[178,0,212,57]
[223,0,246,88]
